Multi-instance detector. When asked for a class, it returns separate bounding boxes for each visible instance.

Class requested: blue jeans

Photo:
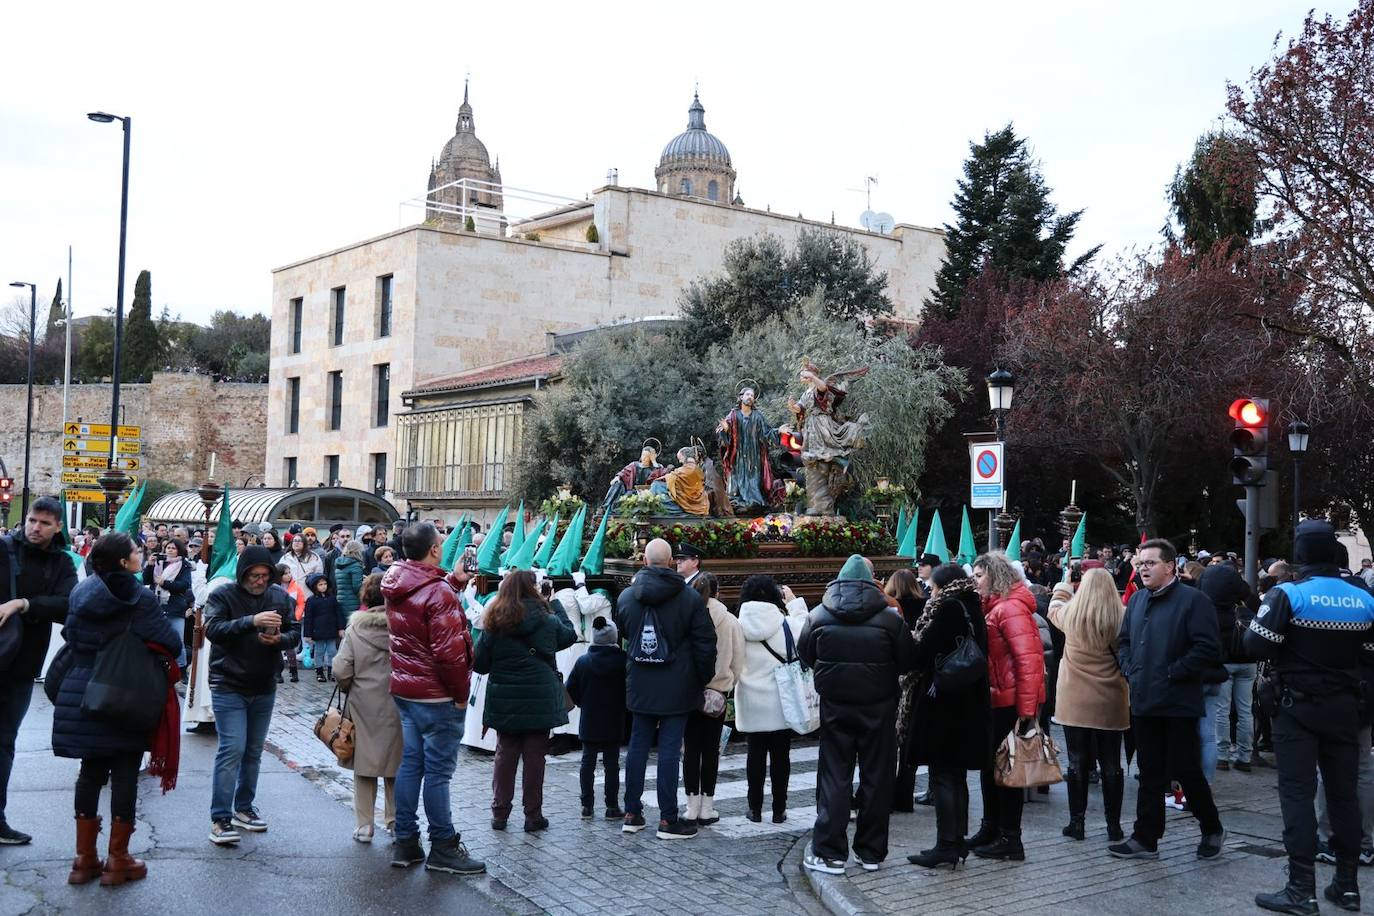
[1200,685,1222,780]
[312,639,338,670]
[393,698,465,843]
[0,680,34,822]
[623,713,688,822]
[1215,663,1256,763]
[210,690,276,822]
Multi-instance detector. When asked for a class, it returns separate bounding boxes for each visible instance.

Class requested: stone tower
[655,91,736,204]
[427,82,504,226]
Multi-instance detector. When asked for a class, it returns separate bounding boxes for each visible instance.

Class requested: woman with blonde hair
[1049,568,1129,841]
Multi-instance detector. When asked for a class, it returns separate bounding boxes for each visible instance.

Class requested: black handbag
[81,615,168,732]
[933,607,987,691]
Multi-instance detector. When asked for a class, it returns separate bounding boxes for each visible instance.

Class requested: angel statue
[716,380,786,512]
[649,444,712,517]
[601,438,671,515]
[780,359,870,516]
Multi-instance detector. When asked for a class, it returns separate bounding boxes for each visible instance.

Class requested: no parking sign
[970,442,1004,509]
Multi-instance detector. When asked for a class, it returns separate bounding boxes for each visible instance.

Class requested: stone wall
[0,372,267,505]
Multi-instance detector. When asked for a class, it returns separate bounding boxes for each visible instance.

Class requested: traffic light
[0,477,11,526]
[1229,397,1270,485]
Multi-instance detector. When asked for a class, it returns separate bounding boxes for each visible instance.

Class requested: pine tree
[1166,132,1260,254]
[926,124,1097,320]
[121,270,163,382]
[44,279,64,344]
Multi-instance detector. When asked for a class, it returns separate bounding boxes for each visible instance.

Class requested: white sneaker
[854,855,880,872]
[353,825,374,844]
[803,847,846,875]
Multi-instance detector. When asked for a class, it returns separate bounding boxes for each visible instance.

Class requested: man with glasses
[203,545,299,846]
[1109,538,1226,863]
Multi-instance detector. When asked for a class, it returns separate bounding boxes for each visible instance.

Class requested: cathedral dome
[440,95,492,168]
[658,93,731,167]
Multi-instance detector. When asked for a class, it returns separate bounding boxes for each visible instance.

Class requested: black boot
[1325,860,1361,912]
[1256,861,1319,915]
[893,765,916,813]
[973,831,1025,861]
[965,820,997,850]
[1062,769,1087,840]
[1101,769,1125,841]
[907,840,966,870]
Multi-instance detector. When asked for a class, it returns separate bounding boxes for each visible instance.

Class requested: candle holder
[995,509,1017,547]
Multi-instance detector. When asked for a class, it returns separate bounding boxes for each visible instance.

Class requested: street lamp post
[986,369,1015,551]
[1287,420,1310,536]
[87,111,131,490]
[8,282,37,517]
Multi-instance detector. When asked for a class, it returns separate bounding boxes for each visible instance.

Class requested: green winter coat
[474,598,577,733]
[333,555,365,620]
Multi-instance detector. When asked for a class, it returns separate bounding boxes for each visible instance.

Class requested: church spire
[687,90,706,130]
[457,79,474,133]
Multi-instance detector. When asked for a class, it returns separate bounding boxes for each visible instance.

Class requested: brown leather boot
[100,817,147,886]
[68,815,102,885]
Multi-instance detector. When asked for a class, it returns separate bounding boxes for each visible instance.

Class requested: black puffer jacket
[615,565,717,716]
[52,571,181,758]
[566,644,628,745]
[205,546,300,695]
[1,528,78,684]
[798,579,917,706]
[1200,563,1259,663]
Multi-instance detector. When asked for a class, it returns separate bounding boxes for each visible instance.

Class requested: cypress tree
[121,270,163,382]
[44,279,64,343]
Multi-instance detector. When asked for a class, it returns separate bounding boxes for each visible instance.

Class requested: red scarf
[145,642,182,793]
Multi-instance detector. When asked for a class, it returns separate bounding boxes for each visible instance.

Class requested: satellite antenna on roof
[860,210,895,234]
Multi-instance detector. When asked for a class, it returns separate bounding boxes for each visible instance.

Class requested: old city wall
[0,372,267,503]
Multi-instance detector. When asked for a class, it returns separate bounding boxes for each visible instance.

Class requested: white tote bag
[772,623,820,734]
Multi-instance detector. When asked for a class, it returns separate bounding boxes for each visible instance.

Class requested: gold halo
[641,437,662,454]
[736,378,761,396]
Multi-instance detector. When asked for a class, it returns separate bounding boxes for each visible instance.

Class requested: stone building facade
[426,83,504,228]
[654,92,737,204]
[269,90,945,515]
[0,372,266,509]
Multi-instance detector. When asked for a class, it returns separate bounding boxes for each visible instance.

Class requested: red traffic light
[1229,398,1269,427]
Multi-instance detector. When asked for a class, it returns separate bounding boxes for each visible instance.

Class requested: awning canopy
[144,487,400,530]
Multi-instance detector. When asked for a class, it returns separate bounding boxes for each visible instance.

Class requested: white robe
[183,565,221,725]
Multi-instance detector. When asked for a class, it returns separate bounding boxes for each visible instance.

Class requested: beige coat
[332,608,404,777]
[1048,599,1130,731]
[706,597,745,694]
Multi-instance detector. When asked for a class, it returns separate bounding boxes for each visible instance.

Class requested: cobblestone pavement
[251,676,827,916]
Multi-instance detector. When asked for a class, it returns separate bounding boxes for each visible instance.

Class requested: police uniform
[1245,521,1374,914]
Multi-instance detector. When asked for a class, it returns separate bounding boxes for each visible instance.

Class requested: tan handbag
[993,721,1063,788]
[312,685,355,766]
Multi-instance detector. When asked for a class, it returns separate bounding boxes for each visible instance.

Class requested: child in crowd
[565,617,627,820]
[302,572,344,683]
[277,563,306,683]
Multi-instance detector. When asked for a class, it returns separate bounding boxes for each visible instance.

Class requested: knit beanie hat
[1294,519,1338,566]
[837,554,872,582]
[591,616,619,646]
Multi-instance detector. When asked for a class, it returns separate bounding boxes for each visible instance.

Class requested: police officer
[1246,520,1374,915]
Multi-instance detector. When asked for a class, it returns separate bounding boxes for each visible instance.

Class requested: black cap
[918,553,942,568]
[231,519,243,529]
[673,543,703,560]
[1294,519,1338,566]
[329,523,344,534]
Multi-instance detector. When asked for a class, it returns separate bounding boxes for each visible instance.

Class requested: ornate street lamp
[97,465,132,531]
[1287,420,1310,534]
[985,369,1016,550]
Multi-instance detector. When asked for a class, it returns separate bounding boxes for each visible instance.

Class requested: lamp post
[97,465,132,532]
[196,478,223,565]
[986,368,1015,551]
[87,111,131,489]
[1287,420,1310,535]
[8,282,37,517]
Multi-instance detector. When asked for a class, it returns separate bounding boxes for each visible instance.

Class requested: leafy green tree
[1166,131,1260,254]
[121,270,164,381]
[927,124,1097,320]
[74,313,115,381]
[173,310,271,378]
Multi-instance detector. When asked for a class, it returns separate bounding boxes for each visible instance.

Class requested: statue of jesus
[715,382,786,512]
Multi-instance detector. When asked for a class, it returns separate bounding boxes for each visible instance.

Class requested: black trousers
[75,753,143,820]
[813,698,896,862]
[682,711,726,796]
[1275,694,1362,866]
[978,706,1025,836]
[1063,725,1124,776]
[579,741,620,809]
[929,765,970,844]
[745,729,792,815]
[1132,714,1223,847]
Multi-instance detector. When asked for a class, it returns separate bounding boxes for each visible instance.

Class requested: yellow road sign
[62,438,141,455]
[61,471,139,486]
[62,456,141,470]
[64,489,108,503]
[62,423,140,438]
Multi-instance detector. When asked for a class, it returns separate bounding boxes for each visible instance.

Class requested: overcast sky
[0,0,1348,325]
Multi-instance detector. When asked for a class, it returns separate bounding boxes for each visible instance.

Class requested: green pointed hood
[208,487,234,575]
[533,511,562,569]
[547,507,586,576]
[896,507,920,559]
[1070,512,1087,559]
[955,506,977,565]
[894,508,909,552]
[1005,519,1023,561]
[579,511,609,575]
[923,509,949,564]
[439,513,468,571]
[476,504,511,575]
[114,480,146,535]
[500,501,526,567]
[508,517,547,570]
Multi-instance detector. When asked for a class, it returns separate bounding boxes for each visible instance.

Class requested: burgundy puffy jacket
[382,560,472,702]
[983,583,1046,715]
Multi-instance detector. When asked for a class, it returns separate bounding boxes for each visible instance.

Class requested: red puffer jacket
[382,560,472,702]
[983,583,1046,715]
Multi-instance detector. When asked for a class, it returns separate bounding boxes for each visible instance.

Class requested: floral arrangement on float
[746,514,797,540]
[539,484,586,523]
[605,519,758,560]
[613,492,667,519]
[790,517,895,558]
[861,478,911,508]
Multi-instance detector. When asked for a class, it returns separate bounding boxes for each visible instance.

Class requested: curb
[792,834,883,916]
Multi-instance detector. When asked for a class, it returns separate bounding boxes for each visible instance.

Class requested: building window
[331,286,346,346]
[284,456,297,487]
[286,377,300,434]
[324,454,340,487]
[371,452,387,496]
[394,402,525,498]
[289,297,303,353]
[374,363,390,427]
[376,275,392,338]
[327,370,343,431]
[680,178,692,196]
[708,180,719,202]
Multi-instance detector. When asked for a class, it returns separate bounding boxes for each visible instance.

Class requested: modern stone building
[268,87,945,517]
